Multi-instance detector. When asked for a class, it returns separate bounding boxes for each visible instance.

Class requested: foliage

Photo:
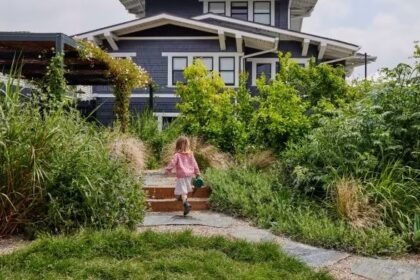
[176,60,249,153]
[276,52,356,115]
[252,73,310,151]
[129,110,182,168]
[175,55,349,153]
[77,40,149,133]
[281,48,420,249]
[206,168,407,256]
[0,229,330,280]
[0,78,145,237]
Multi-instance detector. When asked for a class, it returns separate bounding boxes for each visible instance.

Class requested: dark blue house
[75,0,374,129]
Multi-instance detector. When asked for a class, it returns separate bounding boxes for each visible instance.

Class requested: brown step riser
[144,187,211,199]
[147,200,210,212]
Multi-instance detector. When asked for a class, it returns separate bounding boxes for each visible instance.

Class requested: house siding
[275,0,289,29]
[145,0,289,29]
[93,38,238,95]
[91,39,320,125]
[93,97,180,125]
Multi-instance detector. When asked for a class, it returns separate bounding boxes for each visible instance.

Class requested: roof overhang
[75,14,278,51]
[289,0,319,31]
[119,0,145,18]
[194,14,360,53]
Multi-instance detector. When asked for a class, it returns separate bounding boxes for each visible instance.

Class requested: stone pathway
[139,211,420,280]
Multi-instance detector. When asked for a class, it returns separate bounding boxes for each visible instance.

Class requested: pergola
[0,32,111,85]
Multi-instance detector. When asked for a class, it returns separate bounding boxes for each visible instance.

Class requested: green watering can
[192,175,205,189]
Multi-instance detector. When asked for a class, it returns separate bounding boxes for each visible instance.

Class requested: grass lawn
[0,229,330,280]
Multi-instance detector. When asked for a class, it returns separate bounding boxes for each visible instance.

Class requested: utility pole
[365,52,368,80]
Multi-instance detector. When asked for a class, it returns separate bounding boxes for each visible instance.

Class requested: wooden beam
[218,30,226,51]
[235,35,243,53]
[104,32,119,51]
[302,38,310,57]
[318,42,327,60]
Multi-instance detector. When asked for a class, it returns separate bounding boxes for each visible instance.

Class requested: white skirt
[174,177,193,195]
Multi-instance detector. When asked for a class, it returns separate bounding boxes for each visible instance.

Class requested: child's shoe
[183,201,192,216]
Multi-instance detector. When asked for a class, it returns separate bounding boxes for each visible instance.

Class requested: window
[194,57,214,71]
[256,63,272,79]
[231,2,248,21]
[172,57,188,85]
[253,2,271,25]
[219,57,235,85]
[163,117,177,130]
[209,2,225,15]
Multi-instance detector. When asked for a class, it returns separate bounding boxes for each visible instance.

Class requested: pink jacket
[165,152,200,178]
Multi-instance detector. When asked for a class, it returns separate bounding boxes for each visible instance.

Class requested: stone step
[147,198,210,212]
[144,186,211,199]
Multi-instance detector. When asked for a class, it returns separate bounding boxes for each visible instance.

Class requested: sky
[0,0,419,79]
[304,0,420,78]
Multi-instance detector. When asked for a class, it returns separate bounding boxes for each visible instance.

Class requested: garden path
[140,171,420,280]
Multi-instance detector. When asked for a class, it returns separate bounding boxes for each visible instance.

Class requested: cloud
[0,0,134,34]
[304,0,420,79]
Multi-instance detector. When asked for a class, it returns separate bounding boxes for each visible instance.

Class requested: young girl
[165,136,200,216]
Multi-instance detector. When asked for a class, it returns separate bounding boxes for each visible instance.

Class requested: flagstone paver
[351,258,420,280]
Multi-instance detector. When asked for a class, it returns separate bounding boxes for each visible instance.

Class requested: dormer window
[231,2,248,21]
[209,2,226,15]
[253,2,271,25]
[202,1,275,26]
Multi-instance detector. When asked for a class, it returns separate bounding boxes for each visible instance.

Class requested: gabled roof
[74,13,278,51]
[193,14,376,70]
[194,14,360,53]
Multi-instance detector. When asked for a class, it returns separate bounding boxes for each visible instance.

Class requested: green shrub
[0,79,145,237]
[281,54,420,249]
[206,168,407,256]
[252,74,310,151]
[176,60,250,153]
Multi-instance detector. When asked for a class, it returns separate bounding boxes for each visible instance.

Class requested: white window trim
[109,52,137,58]
[247,57,310,86]
[154,112,180,131]
[201,0,275,26]
[162,52,243,88]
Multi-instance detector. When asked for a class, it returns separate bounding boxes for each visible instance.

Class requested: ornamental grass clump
[0,75,145,237]
[109,135,147,175]
[77,40,150,133]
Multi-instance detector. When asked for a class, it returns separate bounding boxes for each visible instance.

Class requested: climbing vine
[77,40,149,133]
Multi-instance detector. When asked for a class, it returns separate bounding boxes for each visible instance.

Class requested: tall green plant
[0,74,145,237]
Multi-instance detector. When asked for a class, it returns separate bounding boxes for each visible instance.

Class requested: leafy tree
[252,74,310,152]
[277,52,351,107]
[176,60,248,152]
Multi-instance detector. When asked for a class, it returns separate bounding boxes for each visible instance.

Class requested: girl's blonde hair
[175,136,190,153]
